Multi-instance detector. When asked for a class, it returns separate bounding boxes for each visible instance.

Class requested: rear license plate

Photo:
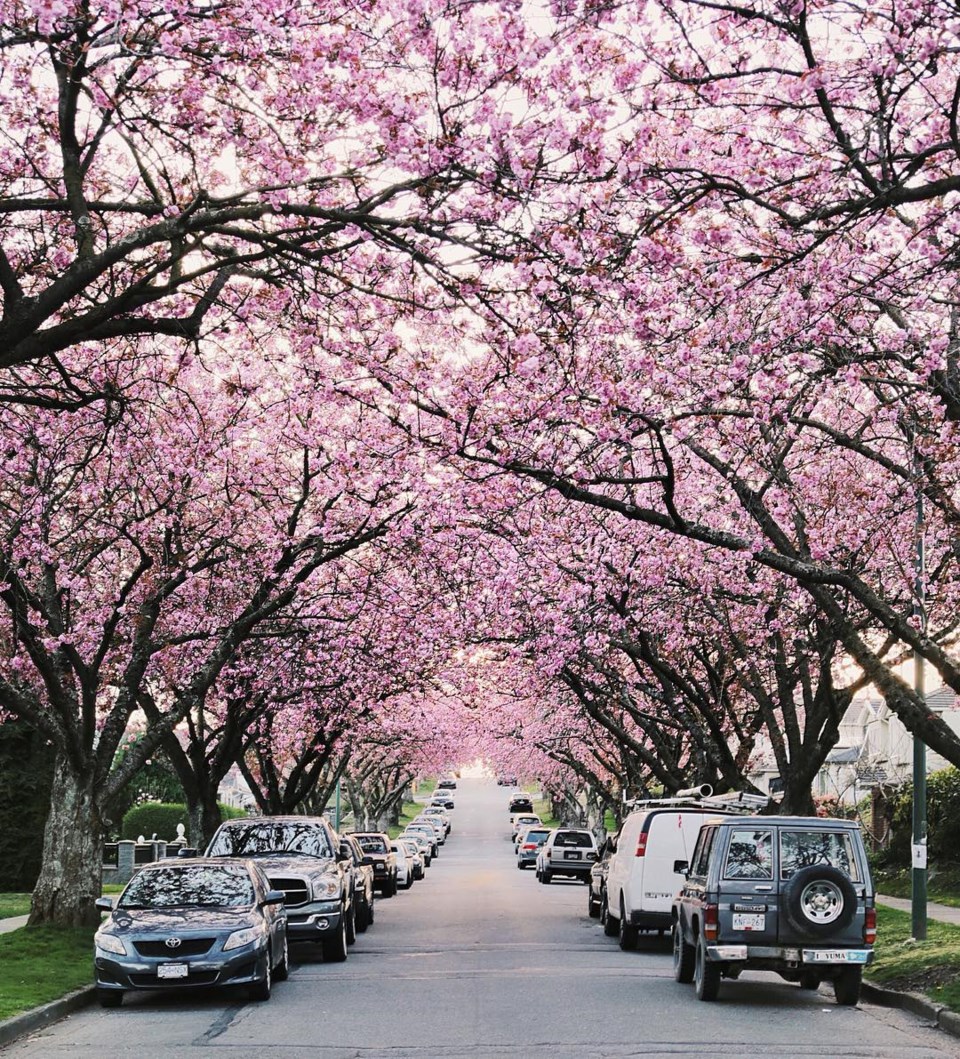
[732,913,765,931]
[563,851,582,860]
[157,962,188,979]
[803,949,870,964]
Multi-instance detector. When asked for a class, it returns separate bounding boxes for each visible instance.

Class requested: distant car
[587,838,615,918]
[94,858,288,1007]
[431,793,456,810]
[391,840,416,889]
[536,829,599,884]
[351,833,398,897]
[397,836,426,879]
[420,806,452,835]
[498,775,518,786]
[437,778,457,790]
[406,822,441,856]
[508,795,534,814]
[400,830,433,867]
[516,827,552,870]
[512,814,542,841]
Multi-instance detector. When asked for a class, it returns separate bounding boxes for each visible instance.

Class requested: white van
[603,806,731,950]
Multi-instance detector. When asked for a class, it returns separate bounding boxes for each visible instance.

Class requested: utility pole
[912,448,927,941]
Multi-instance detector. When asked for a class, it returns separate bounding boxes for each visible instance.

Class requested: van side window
[724,829,773,880]
[689,827,715,878]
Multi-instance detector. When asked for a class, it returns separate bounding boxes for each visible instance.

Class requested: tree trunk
[29,754,102,927]
[187,786,223,850]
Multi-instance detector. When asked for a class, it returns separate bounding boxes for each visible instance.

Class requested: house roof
[825,745,862,765]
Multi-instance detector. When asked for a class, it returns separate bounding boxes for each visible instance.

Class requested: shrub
[121,801,247,841]
[877,766,960,869]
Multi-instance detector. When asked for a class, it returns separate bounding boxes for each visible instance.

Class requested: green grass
[0,893,31,919]
[387,801,423,839]
[532,797,560,829]
[874,866,960,908]
[867,905,960,1012]
[0,925,96,1021]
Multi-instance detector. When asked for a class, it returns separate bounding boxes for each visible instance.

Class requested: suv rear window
[723,829,773,880]
[554,831,593,848]
[779,830,860,882]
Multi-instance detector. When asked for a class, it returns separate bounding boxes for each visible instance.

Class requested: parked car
[351,832,399,897]
[437,778,457,790]
[508,794,534,814]
[391,840,415,889]
[407,820,442,854]
[421,806,452,835]
[672,815,876,1005]
[340,834,375,933]
[498,775,518,786]
[511,814,542,841]
[94,858,288,1007]
[400,830,434,867]
[205,815,352,962]
[604,804,733,950]
[430,793,456,810]
[536,828,599,884]
[397,836,426,879]
[587,838,615,918]
[414,814,447,842]
[516,826,552,870]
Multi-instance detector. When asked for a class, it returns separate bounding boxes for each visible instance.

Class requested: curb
[0,986,96,1050]
[862,980,960,1039]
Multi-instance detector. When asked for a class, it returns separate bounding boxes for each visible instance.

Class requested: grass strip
[0,894,31,919]
[868,905,960,1013]
[873,866,960,908]
[0,925,95,1021]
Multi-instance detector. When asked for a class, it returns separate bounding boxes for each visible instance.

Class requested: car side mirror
[95,897,114,912]
[264,889,286,905]
[361,855,374,866]
[336,849,350,863]
[674,859,689,875]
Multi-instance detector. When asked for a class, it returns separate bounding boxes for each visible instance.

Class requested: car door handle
[754,886,773,892]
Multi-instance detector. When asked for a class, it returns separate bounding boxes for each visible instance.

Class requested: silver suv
[672,816,875,1005]
[536,828,599,883]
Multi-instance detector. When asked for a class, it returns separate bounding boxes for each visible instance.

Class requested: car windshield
[206,821,332,859]
[119,865,255,909]
[355,835,388,853]
[779,830,861,882]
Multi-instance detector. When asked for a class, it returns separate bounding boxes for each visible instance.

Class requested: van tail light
[703,903,719,942]
[635,833,648,857]
[864,906,876,945]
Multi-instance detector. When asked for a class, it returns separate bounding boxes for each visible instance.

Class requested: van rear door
[641,811,714,917]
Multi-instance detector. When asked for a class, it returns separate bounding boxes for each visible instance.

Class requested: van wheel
[834,966,862,1006]
[601,892,618,937]
[694,936,721,1001]
[783,865,856,936]
[673,921,695,983]
[618,898,638,951]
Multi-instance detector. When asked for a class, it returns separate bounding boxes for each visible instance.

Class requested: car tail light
[522,843,536,851]
[864,906,876,945]
[635,833,648,857]
[703,903,719,942]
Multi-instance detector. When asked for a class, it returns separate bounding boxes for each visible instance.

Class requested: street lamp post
[912,459,927,941]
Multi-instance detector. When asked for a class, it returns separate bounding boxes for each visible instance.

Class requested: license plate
[157,962,188,979]
[563,851,582,860]
[803,949,870,964]
[732,913,766,931]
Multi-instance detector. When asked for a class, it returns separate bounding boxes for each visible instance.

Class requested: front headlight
[95,930,126,956]
[312,875,341,900]
[223,926,263,951]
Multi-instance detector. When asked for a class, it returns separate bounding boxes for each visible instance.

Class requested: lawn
[0,925,95,1021]
[0,893,31,919]
[868,905,960,1013]
[874,865,960,908]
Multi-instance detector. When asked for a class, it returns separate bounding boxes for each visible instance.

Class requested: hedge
[121,801,246,841]
[879,766,960,867]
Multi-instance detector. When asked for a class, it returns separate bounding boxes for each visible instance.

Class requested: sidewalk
[0,915,27,935]
[876,893,960,924]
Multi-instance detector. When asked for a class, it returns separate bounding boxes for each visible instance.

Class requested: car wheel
[356,899,370,933]
[782,865,857,936]
[321,915,348,963]
[541,870,552,884]
[694,936,721,1001]
[833,966,862,1006]
[601,892,618,937]
[274,933,290,981]
[588,889,601,918]
[618,898,638,951]
[672,921,695,983]
[368,897,375,925]
[404,875,414,889]
[250,949,272,1001]
[345,905,357,945]
[97,988,123,1009]
[798,970,820,990]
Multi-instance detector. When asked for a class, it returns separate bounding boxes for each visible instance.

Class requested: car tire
[368,897,375,925]
[97,988,123,1009]
[250,950,272,1001]
[541,870,552,884]
[345,905,357,945]
[518,861,526,871]
[404,875,414,889]
[673,921,695,983]
[833,966,862,1006]
[618,898,638,951]
[356,900,370,933]
[601,892,618,937]
[588,889,601,918]
[694,936,721,1001]
[799,970,820,990]
[274,933,290,981]
[782,865,857,936]
[321,915,348,963]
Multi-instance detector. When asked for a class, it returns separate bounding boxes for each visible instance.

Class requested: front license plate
[732,913,765,931]
[563,851,582,860]
[802,949,870,964]
[157,962,188,979]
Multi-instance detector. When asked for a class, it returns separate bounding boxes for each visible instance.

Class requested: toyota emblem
[164,937,182,949]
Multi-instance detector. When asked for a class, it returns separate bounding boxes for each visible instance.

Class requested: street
[4,778,960,1059]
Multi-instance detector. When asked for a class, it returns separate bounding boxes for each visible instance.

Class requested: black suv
[351,832,398,896]
[340,834,375,933]
[672,816,875,1005]
[508,794,534,814]
[205,816,353,962]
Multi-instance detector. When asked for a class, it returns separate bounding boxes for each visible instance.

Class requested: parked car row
[534,792,878,1008]
[95,787,460,1008]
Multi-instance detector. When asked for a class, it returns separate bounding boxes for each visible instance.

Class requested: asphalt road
[4,777,960,1058]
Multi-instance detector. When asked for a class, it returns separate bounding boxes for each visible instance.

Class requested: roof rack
[622,784,771,816]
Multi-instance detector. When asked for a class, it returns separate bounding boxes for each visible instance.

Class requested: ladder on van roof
[621,784,771,815]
